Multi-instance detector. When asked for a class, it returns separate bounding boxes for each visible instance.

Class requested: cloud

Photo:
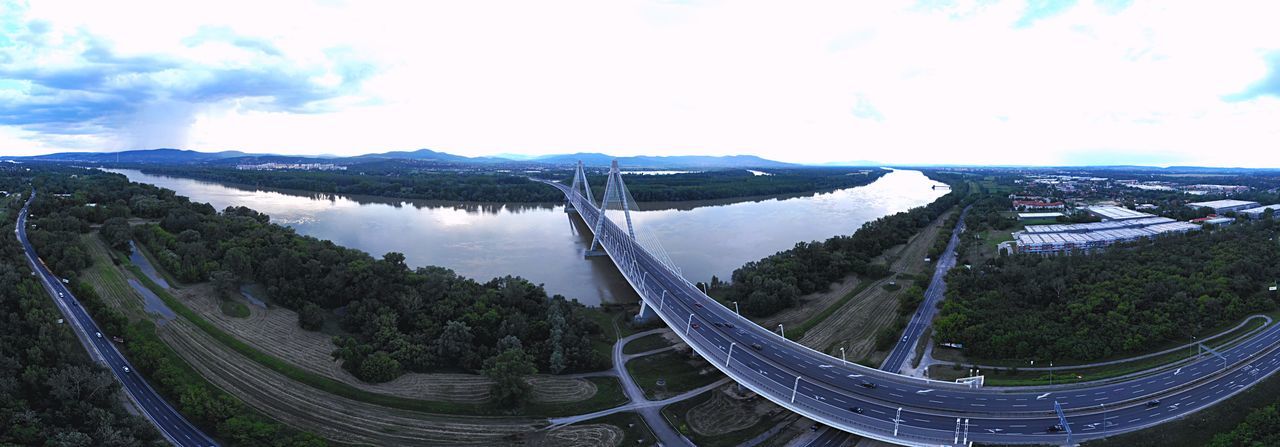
[1225,52,1280,101]
[0,5,376,149]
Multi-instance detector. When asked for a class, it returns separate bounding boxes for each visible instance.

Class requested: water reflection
[106,168,944,306]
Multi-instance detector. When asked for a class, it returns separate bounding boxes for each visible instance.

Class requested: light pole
[778,324,785,338]
[840,347,847,366]
[733,301,739,315]
[1049,361,1053,385]
[726,343,736,367]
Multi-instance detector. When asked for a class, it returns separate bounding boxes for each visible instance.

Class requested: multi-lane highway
[881,205,970,374]
[16,190,218,447]
[549,174,1280,446]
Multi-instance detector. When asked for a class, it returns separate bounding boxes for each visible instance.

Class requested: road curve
[546,178,1280,446]
[16,190,218,447]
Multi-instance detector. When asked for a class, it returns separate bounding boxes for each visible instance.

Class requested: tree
[436,320,474,362]
[298,303,326,331]
[358,351,402,383]
[210,270,237,299]
[482,347,537,404]
[100,217,133,251]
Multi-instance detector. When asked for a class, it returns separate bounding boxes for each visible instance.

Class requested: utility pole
[733,301,739,315]
[778,324,785,338]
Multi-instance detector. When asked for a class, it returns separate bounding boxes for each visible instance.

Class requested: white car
[95,332,102,338]
[123,366,131,373]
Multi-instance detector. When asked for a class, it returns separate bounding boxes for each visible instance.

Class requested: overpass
[548,161,1280,446]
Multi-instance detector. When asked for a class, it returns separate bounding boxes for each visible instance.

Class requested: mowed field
[799,209,954,361]
[81,234,629,446]
[171,281,598,404]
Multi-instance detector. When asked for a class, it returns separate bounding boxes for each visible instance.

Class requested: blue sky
[1,0,1279,166]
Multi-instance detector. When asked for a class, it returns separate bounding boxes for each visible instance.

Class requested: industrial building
[1241,205,1280,219]
[1086,205,1152,221]
[1017,212,1064,221]
[1187,199,1261,214]
[1013,216,1200,254]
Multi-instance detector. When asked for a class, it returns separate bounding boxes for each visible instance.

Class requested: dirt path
[798,209,955,360]
[686,384,780,437]
[171,282,596,404]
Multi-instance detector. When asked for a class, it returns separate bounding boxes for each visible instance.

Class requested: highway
[549,176,1280,446]
[881,205,970,374]
[16,190,218,447]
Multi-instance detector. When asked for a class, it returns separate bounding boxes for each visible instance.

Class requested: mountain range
[4,148,800,169]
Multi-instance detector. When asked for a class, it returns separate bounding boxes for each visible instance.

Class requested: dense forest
[132,164,888,204]
[710,175,967,316]
[934,219,1280,361]
[581,168,888,202]
[23,167,607,391]
[1209,403,1280,446]
[0,190,160,445]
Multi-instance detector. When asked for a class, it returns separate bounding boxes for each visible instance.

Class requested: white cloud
[2,0,1280,166]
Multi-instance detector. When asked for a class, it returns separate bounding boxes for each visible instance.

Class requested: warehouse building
[1187,199,1261,214]
[1013,217,1200,254]
[1086,205,1152,221]
[1240,205,1280,219]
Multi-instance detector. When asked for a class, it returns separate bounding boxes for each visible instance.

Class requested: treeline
[0,216,159,445]
[140,166,565,202]
[29,168,607,394]
[711,177,968,317]
[1209,403,1280,446]
[581,168,889,202]
[934,219,1280,361]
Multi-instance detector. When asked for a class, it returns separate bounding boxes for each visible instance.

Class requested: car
[713,322,724,327]
[95,332,102,338]
[58,292,64,298]
[724,323,735,329]
[1048,424,1064,433]
[750,343,763,351]
[901,335,908,342]
[859,381,877,389]
[1146,400,1161,408]
[122,366,131,373]
[849,407,864,414]
[690,322,701,330]
[694,303,704,308]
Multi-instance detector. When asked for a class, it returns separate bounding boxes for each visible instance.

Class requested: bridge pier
[634,299,656,322]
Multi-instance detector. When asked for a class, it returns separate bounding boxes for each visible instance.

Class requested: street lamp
[777,324,785,338]
[733,301,739,315]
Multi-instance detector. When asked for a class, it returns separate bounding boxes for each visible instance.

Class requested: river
[107,168,946,306]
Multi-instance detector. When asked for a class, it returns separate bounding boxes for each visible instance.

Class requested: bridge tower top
[589,159,637,251]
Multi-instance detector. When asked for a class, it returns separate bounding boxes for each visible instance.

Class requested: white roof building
[1014,217,1200,255]
[1187,199,1261,213]
[1086,205,1153,221]
[1240,205,1280,219]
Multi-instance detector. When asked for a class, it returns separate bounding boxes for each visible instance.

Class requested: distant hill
[15,148,248,164]
[7,148,797,169]
[531,152,795,169]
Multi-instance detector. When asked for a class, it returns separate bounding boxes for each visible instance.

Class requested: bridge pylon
[589,160,637,253]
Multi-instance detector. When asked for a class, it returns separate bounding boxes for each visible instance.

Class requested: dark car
[1146,400,1161,408]
[859,381,877,389]
[750,343,763,351]
[691,322,701,330]
[1048,424,1064,433]
[724,323,736,329]
[713,322,724,327]
[694,302,704,308]
[849,407,864,414]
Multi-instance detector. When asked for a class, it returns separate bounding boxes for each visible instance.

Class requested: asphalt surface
[16,190,218,447]
[551,180,1280,446]
[881,205,970,374]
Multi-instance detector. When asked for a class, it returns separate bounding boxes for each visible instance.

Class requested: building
[1086,205,1152,221]
[1018,212,1064,221]
[1186,199,1261,214]
[1201,217,1235,227]
[1012,200,1066,211]
[1013,217,1200,255]
[1135,204,1158,211]
[1240,205,1280,219]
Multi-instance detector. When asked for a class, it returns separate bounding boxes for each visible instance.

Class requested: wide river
[108,169,946,306]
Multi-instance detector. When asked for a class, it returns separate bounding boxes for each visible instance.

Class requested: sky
[1,0,1279,167]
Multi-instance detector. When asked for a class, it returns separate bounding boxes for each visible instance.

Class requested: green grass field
[626,350,723,400]
[220,300,250,318]
[623,333,672,355]
[661,391,779,447]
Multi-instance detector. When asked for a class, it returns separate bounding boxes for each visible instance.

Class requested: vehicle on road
[694,302,704,308]
[859,381,877,389]
[95,332,102,338]
[1048,424,1064,433]
[750,343,763,351]
[1146,400,1161,408]
[901,335,908,342]
[123,366,131,373]
[850,407,864,414]
[691,322,701,330]
[724,323,735,328]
